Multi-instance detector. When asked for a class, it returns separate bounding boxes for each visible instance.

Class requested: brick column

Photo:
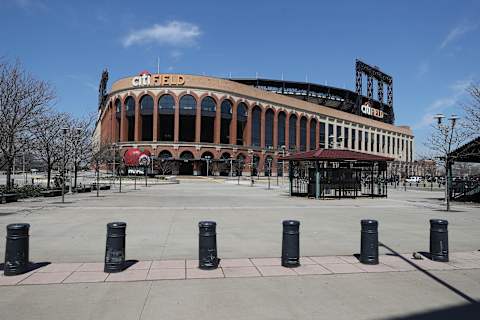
[306,118,311,151]
[230,102,237,145]
[273,110,278,149]
[120,99,127,142]
[134,95,141,142]
[214,100,221,144]
[296,116,301,152]
[315,119,320,149]
[195,100,201,143]
[153,96,158,142]
[174,97,180,143]
[285,112,290,150]
[109,102,114,143]
[260,107,266,148]
[245,105,252,146]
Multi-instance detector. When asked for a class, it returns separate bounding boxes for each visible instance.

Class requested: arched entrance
[157,150,174,175]
[219,152,231,176]
[200,151,214,176]
[179,151,194,175]
[264,155,273,176]
[236,154,246,176]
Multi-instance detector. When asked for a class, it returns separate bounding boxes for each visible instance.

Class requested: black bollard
[104,222,126,273]
[4,223,30,276]
[282,220,300,268]
[198,221,218,269]
[430,219,449,262]
[360,219,379,265]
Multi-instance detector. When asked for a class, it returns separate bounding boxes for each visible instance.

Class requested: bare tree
[463,84,480,137]
[426,116,466,210]
[0,59,55,190]
[31,112,71,189]
[156,157,176,176]
[70,114,94,188]
[91,140,113,196]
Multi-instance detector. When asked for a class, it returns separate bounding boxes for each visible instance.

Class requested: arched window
[115,99,121,142]
[180,95,196,111]
[158,150,173,159]
[158,95,175,141]
[265,109,274,148]
[220,100,232,144]
[140,95,153,114]
[159,94,175,112]
[125,96,135,141]
[289,114,297,150]
[115,99,121,114]
[201,96,216,143]
[236,102,248,146]
[300,117,307,151]
[251,106,262,147]
[310,119,317,150]
[277,111,286,148]
[201,96,216,113]
[140,95,153,141]
[179,95,196,142]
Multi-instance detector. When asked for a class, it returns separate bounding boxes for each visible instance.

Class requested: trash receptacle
[4,223,30,276]
[104,222,126,273]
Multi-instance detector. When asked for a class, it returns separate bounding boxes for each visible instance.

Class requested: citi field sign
[361,103,384,119]
[132,71,185,87]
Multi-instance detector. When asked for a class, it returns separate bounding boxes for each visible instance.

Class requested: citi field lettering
[131,74,185,87]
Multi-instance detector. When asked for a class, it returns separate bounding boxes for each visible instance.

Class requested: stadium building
[95,60,414,176]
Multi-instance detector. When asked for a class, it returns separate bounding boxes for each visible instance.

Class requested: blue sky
[1,0,479,156]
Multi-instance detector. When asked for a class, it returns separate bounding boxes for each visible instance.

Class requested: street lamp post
[281,145,286,186]
[229,157,233,178]
[267,158,272,190]
[205,156,211,177]
[433,113,459,211]
[61,128,69,203]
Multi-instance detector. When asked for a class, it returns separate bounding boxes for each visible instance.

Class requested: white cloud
[122,21,201,47]
[9,0,47,11]
[414,79,472,129]
[440,23,477,49]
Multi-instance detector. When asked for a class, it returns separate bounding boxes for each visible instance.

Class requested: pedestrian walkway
[2,251,479,286]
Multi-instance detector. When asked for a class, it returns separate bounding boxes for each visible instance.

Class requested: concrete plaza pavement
[1,179,480,319]
[0,179,479,263]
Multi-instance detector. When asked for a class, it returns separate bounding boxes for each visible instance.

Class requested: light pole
[229,157,233,178]
[61,127,69,203]
[205,155,211,177]
[433,113,459,211]
[281,145,286,186]
[266,157,272,190]
[248,150,253,187]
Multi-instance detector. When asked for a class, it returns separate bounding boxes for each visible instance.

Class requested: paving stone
[186,260,199,269]
[20,272,72,285]
[450,260,480,269]
[127,261,152,270]
[310,256,347,264]
[0,272,35,286]
[186,268,224,279]
[250,258,281,266]
[63,272,108,283]
[147,268,185,280]
[151,260,185,269]
[356,263,397,273]
[37,263,82,273]
[222,267,261,278]
[76,263,104,272]
[337,255,360,264]
[321,263,365,274]
[256,266,297,277]
[220,258,253,268]
[106,269,148,282]
[293,264,331,275]
[299,257,317,265]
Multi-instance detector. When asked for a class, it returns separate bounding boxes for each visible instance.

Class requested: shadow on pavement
[384,302,479,320]
[380,242,477,304]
